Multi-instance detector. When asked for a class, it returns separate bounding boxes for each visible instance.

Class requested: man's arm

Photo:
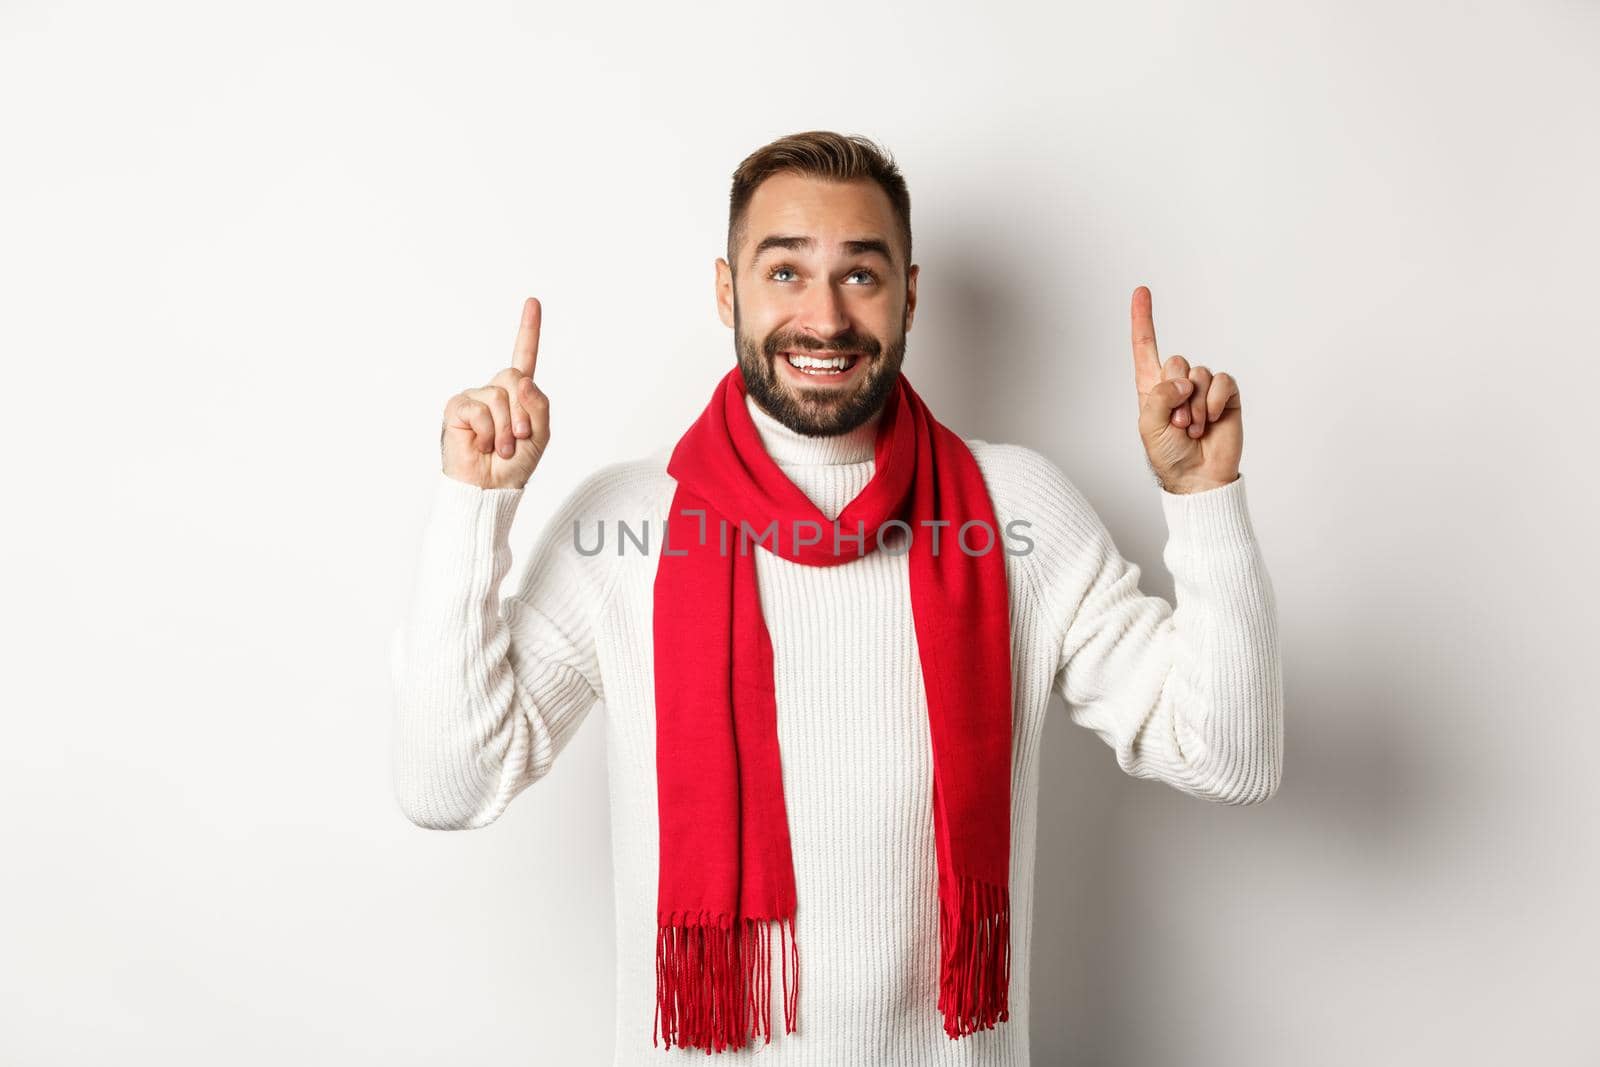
[389,471,610,830]
[390,295,608,830]
[1050,472,1282,804]
[1036,283,1281,802]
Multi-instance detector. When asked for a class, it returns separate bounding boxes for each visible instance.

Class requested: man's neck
[745,393,882,465]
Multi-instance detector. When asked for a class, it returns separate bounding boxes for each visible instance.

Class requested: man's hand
[441,297,551,490]
[1129,285,1243,494]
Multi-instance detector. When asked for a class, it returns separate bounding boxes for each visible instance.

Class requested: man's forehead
[745,174,898,247]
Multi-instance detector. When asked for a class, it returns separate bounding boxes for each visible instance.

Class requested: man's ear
[715,258,735,328]
[904,263,920,331]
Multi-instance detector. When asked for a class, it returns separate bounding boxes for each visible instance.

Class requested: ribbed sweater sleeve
[390,471,612,830]
[1014,450,1283,804]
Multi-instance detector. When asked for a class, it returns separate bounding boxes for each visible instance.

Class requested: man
[391,131,1281,1066]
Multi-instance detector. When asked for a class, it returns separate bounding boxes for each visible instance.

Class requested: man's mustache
[764,333,882,358]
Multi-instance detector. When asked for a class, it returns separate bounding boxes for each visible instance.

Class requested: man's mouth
[779,351,863,378]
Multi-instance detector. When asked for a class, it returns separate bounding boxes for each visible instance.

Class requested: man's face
[716,172,919,436]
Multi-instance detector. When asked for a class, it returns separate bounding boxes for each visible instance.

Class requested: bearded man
[392,130,1282,1067]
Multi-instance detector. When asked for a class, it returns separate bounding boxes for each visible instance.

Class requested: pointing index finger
[1130,286,1161,397]
[512,297,541,377]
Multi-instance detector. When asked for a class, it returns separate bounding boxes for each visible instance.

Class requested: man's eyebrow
[751,234,896,265]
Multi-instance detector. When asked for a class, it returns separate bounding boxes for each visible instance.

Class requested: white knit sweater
[391,391,1283,1066]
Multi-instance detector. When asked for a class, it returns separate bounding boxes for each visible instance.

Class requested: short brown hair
[727,130,912,273]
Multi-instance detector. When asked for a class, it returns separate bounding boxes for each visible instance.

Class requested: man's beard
[733,296,907,438]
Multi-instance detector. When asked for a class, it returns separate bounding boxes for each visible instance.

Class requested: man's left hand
[1129,285,1243,494]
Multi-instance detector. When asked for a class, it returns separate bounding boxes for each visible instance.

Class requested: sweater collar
[745,391,882,466]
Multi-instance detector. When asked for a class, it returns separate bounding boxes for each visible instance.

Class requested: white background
[2,1,1596,1064]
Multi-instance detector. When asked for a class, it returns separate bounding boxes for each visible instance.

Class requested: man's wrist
[1159,472,1240,495]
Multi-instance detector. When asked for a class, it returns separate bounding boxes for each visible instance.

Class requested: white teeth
[786,353,856,371]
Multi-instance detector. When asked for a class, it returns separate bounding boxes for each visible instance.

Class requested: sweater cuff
[1158,473,1257,557]
[430,471,524,546]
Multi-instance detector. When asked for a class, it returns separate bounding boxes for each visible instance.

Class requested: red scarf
[652,365,1013,1052]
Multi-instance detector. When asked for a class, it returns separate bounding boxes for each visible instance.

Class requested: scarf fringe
[937,873,1012,1039]
[653,911,799,1052]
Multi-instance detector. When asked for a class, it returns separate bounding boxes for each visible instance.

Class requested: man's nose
[795,278,851,342]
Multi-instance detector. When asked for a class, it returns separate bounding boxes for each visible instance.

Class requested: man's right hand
[441,297,551,490]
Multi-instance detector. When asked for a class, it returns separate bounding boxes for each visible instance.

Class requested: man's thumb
[1139,377,1193,438]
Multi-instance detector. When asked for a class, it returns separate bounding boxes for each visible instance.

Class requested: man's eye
[765,265,877,285]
